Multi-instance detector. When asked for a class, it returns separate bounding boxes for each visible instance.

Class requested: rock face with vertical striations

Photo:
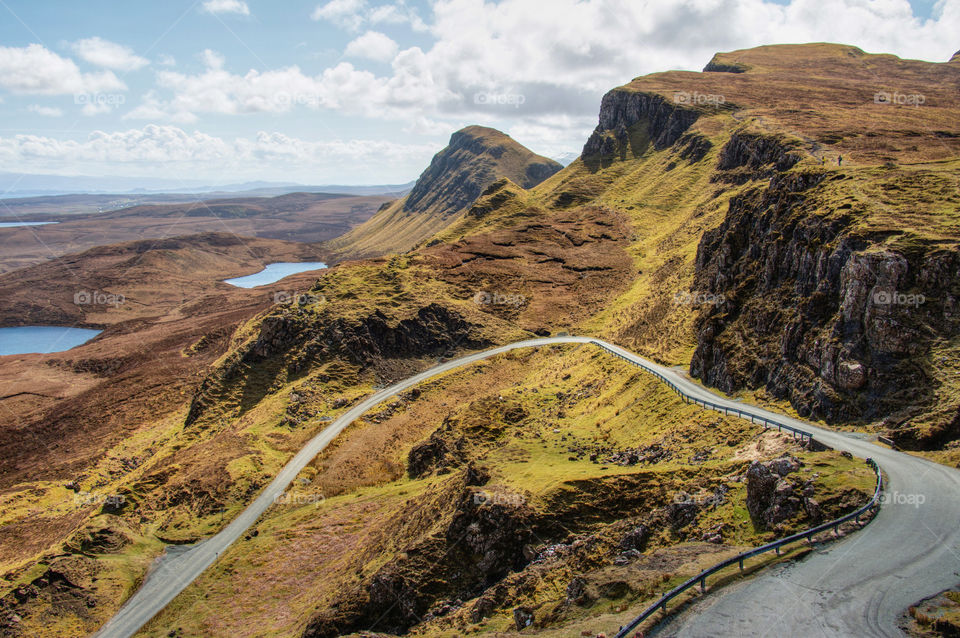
[324,126,561,260]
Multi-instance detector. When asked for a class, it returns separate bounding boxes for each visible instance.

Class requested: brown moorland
[0,43,957,638]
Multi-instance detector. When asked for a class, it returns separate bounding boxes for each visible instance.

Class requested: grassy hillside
[324,126,562,261]
[0,43,956,637]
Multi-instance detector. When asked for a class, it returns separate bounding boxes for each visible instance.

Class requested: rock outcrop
[325,126,562,259]
[690,164,960,426]
[745,456,818,529]
[582,89,701,158]
[186,303,488,426]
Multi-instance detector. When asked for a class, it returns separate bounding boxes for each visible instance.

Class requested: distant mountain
[552,151,581,166]
[324,125,562,260]
[0,172,415,199]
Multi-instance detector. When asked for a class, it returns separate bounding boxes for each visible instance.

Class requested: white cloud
[137,0,959,131]
[81,102,113,116]
[368,1,428,31]
[200,49,226,70]
[312,0,368,30]
[0,43,126,96]
[70,37,149,72]
[27,104,64,117]
[127,52,458,121]
[402,115,462,136]
[312,0,427,31]
[124,90,198,123]
[201,0,251,16]
[0,125,437,182]
[12,0,959,182]
[345,31,399,62]
[507,114,596,158]
[158,54,177,67]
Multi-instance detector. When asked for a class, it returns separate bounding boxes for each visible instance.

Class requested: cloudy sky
[0,0,957,186]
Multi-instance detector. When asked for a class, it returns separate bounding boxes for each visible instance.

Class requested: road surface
[94,337,960,638]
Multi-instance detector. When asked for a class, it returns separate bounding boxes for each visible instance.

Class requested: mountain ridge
[323,125,562,261]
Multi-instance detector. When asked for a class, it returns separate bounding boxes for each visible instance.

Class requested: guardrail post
[739,557,744,571]
[700,577,706,593]
[775,546,780,556]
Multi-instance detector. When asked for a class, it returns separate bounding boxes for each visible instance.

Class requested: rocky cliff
[582,90,702,158]
[324,126,561,260]
[689,138,960,446]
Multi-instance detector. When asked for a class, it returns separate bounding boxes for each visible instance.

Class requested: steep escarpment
[568,43,960,453]
[582,90,703,159]
[689,153,960,440]
[325,126,561,260]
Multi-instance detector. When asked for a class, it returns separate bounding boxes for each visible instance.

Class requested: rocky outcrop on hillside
[325,126,561,260]
[404,127,561,217]
[582,90,701,158]
[714,132,803,181]
[185,303,488,426]
[745,456,818,529]
[703,53,750,73]
[302,471,536,638]
[689,158,960,433]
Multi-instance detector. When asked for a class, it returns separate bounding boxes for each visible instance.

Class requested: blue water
[224,262,328,288]
[0,221,58,228]
[0,326,102,355]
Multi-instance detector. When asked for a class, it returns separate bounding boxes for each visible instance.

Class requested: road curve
[93,337,960,638]
[595,340,960,638]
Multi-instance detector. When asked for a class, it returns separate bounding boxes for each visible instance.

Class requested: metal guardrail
[590,340,814,443]
[590,339,886,638]
[613,459,883,638]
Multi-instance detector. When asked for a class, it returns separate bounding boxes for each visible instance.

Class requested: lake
[0,326,102,356]
[0,221,58,228]
[224,262,328,288]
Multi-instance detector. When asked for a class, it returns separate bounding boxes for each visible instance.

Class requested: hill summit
[324,125,561,260]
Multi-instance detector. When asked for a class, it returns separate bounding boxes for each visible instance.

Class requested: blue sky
[0,0,956,186]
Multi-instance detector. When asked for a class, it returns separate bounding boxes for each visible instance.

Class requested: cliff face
[582,89,701,157]
[572,43,960,452]
[325,126,562,260]
[688,139,960,441]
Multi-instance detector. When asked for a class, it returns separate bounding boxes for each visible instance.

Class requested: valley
[0,192,393,274]
[0,41,958,638]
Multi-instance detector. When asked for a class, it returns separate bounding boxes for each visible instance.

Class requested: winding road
[94,337,960,638]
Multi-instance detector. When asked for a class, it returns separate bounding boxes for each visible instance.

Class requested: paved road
[93,337,960,638]
[592,340,960,638]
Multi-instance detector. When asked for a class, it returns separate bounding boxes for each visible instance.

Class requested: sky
[0,0,957,186]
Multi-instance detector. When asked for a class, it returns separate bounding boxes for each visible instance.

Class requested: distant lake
[0,221,58,228]
[224,262,328,288]
[0,326,101,356]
